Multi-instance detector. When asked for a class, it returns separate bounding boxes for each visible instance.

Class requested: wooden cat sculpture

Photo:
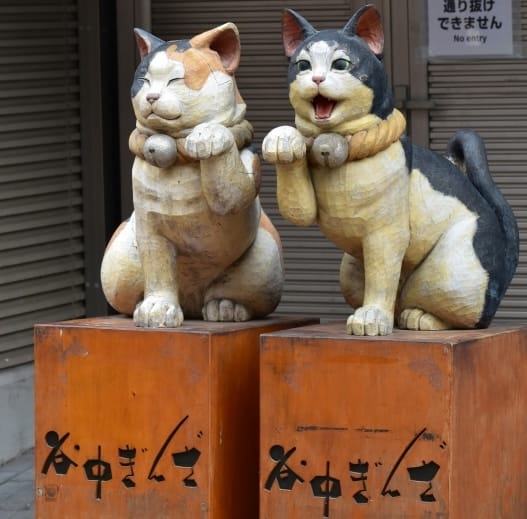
[101,23,284,327]
[263,5,518,335]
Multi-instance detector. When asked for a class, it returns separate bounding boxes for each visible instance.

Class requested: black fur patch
[411,145,515,326]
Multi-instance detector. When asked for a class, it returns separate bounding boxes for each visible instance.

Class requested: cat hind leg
[202,299,251,322]
[202,221,283,322]
[100,215,144,315]
[399,218,488,330]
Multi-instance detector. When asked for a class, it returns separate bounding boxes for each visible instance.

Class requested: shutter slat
[0,0,84,370]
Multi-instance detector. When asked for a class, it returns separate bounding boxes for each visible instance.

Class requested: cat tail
[446,129,519,283]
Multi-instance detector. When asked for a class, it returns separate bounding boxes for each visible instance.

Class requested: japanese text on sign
[40,415,203,501]
[263,428,446,519]
[428,0,514,57]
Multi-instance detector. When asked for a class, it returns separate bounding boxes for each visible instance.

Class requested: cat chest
[133,160,208,216]
[311,143,408,225]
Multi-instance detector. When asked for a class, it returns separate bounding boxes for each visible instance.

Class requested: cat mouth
[147,112,181,121]
[312,95,336,120]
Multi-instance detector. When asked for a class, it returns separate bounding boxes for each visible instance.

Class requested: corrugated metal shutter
[151,0,355,320]
[427,3,527,322]
[0,1,85,369]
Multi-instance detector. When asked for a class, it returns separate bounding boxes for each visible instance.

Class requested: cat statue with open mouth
[263,5,518,335]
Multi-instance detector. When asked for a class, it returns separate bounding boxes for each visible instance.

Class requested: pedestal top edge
[260,320,527,344]
[33,314,319,335]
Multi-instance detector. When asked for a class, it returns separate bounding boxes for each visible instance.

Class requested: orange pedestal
[34,315,317,519]
[260,323,527,519]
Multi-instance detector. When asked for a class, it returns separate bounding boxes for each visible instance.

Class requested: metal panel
[0,1,85,368]
[151,0,355,320]
[427,5,527,322]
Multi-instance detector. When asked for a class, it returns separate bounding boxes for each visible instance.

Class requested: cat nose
[312,75,325,85]
[146,93,161,104]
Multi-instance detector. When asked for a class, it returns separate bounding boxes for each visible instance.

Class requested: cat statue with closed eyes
[101,23,284,327]
[263,5,518,335]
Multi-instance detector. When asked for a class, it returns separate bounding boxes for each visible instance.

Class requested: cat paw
[347,305,393,336]
[262,126,306,164]
[399,309,450,331]
[143,134,178,168]
[133,295,184,328]
[202,299,252,322]
[185,123,234,159]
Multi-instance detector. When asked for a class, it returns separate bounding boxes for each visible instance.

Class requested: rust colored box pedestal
[34,315,316,519]
[260,322,527,519]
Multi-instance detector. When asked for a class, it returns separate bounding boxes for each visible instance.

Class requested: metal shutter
[427,3,527,322]
[151,0,355,320]
[0,1,85,369]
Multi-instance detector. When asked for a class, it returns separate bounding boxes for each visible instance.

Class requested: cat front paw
[185,123,234,159]
[133,295,184,328]
[347,305,393,336]
[262,126,306,164]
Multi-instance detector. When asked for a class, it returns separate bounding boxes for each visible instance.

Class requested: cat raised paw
[262,126,306,164]
[185,122,234,160]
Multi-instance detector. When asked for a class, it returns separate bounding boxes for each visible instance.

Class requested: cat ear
[282,9,317,58]
[134,28,166,59]
[343,4,384,57]
[189,23,241,75]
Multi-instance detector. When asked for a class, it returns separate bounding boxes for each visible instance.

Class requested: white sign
[428,0,514,57]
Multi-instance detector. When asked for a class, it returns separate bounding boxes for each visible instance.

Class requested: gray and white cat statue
[101,23,284,327]
[263,5,518,335]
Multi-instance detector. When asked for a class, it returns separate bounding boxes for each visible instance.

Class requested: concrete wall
[0,364,34,465]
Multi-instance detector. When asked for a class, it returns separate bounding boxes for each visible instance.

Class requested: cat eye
[138,77,150,85]
[296,60,311,73]
[168,77,183,85]
[332,59,352,71]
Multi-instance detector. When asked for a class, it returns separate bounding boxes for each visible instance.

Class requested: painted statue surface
[263,5,518,335]
[101,23,283,327]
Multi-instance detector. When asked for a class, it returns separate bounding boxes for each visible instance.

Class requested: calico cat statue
[101,23,284,327]
[263,5,518,335]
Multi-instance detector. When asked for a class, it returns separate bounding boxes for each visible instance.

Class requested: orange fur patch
[166,45,225,91]
[260,211,284,266]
